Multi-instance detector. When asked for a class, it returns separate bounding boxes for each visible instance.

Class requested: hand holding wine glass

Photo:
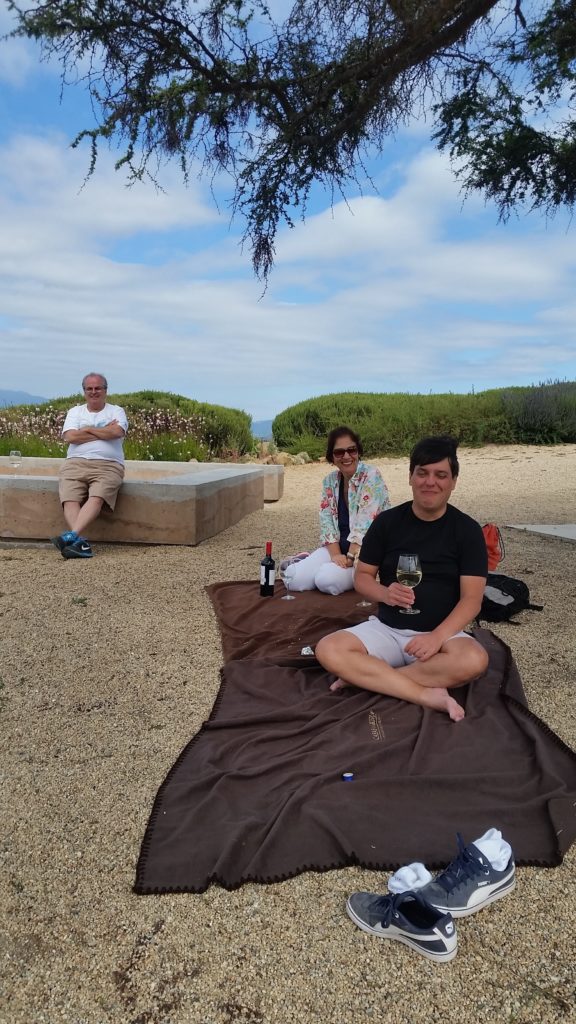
[396,553,422,615]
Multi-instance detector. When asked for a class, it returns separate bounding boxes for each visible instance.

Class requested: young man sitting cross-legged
[315,435,488,721]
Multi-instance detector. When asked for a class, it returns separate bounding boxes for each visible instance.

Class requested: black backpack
[477,572,543,624]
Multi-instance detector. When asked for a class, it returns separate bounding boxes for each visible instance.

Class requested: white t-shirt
[62,403,128,464]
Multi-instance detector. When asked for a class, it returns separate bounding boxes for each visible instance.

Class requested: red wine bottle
[260,540,275,596]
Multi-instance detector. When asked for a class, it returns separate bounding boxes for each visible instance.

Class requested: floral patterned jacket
[319,461,391,547]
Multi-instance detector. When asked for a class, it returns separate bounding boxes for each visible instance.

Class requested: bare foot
[420,686,465,721]
[329,677,350,693]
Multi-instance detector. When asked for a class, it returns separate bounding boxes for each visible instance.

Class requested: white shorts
[344,616,472,667]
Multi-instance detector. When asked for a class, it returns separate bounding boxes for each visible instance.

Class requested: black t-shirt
[359,501,487,631]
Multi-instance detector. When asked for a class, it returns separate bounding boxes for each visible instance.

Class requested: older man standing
[51,373,128,559]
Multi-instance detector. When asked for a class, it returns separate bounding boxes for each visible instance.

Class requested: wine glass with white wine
[396,553,422,615]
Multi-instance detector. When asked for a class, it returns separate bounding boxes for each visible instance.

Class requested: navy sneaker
[346,890,457,963]
[418,833,516,918]
[62,537,93,559]
[51,531,77,555]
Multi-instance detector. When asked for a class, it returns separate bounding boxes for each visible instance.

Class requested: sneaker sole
[50,536,68,555]
[346,900,457,963]
[429,874,516,918]
[62,547,93,559]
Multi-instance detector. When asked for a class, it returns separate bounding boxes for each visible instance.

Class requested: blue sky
[1,4,575,421]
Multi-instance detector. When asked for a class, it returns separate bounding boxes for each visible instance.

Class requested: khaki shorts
[59,458,125,512]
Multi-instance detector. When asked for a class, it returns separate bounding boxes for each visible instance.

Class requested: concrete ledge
[508,523,576,542]
[0,457,284,545]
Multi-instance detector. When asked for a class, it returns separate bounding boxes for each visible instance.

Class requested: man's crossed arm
[63,419,125,444]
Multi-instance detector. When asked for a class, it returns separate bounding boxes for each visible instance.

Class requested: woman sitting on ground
[284,426,391,596]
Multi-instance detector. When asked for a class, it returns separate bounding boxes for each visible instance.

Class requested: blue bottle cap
[341,772,354,781]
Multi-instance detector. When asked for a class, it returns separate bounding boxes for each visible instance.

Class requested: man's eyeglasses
[333,445,358,459]
[84,387,106,392]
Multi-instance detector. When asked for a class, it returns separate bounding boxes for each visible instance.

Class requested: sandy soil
[1,445,575,1024]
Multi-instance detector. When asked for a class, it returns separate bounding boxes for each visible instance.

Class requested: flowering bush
[0,406,67,456]
[122,409,208,461]
[0,392,254,461]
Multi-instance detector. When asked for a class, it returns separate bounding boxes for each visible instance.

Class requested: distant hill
[252,419,273,439]
[0,389,47,407]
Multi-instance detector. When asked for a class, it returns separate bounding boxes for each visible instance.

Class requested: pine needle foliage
[6,2,575,279]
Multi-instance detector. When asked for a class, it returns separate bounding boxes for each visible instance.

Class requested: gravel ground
[1,444,575,1024]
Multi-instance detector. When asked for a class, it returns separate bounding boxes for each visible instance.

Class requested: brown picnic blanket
[134,583,576,894]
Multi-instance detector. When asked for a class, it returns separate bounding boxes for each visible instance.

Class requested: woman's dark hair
[326,425,363,464]
[409,435,459,477]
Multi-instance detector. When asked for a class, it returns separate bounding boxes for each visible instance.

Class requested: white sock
[472,828,512,871]
[387,862,433,894]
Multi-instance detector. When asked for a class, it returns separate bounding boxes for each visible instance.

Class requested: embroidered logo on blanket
[369,710,385,741]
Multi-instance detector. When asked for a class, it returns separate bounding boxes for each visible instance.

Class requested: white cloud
[0,7,37,86]
[0,36,36,87]
[0,127,575,420]
[1,134,219,239]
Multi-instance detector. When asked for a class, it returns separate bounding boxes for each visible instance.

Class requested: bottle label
[260,567,276,586]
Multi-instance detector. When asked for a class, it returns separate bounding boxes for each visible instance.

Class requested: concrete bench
[0,457,284,546]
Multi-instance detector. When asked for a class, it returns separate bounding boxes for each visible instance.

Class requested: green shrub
[272,389,514,456]
[286,433,328,460]
[272,384,574,456]
[4,382,574,463]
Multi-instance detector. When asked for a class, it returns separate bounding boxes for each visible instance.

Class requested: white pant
[283,546,354,596]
